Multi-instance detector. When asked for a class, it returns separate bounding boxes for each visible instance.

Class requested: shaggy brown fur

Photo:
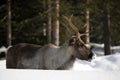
[6,37,94,69]
[6,43,41,68]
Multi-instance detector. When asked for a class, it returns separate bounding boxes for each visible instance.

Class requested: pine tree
[52,0,60,46]
[7,0,12,46]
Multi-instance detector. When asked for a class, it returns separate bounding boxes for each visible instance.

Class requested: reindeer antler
[63,15,87,44]
[63,15,79,33]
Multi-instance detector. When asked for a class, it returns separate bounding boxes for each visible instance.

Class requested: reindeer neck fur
[39,43,77,69]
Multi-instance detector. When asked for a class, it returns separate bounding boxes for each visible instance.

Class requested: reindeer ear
[69,37,77,46]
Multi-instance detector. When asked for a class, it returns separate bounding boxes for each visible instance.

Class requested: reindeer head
[63,15,94,61]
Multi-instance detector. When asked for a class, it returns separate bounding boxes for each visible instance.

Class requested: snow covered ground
[1,55,120,80]
[0,43,120,80]
[73,54,120,71]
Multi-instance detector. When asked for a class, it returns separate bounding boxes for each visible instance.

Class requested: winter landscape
[1,0,120,80]
[0,43,120,80]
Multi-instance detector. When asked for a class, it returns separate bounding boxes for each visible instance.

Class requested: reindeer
[6,15,94,70]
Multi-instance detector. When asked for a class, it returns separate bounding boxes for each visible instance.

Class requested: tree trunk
[85,0,90,43]
[52,0,59,46]
[102,8,111,55]
[47,0,52,43]
[7,0,12,46]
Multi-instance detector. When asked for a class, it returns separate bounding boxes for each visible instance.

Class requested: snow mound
[73,54,120,71]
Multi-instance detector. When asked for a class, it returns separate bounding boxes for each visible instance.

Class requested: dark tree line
[0,0,120,55]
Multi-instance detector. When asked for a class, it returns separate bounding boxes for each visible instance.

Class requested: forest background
[0,0,120,48]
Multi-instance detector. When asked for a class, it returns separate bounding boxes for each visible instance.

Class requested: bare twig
[1,15,7,22]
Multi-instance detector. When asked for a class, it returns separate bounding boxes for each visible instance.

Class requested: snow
[73,54,120,71]
[0,43,120,80]
[0,46,7,53]
[0,60,6,69]
[0,69,120,80]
